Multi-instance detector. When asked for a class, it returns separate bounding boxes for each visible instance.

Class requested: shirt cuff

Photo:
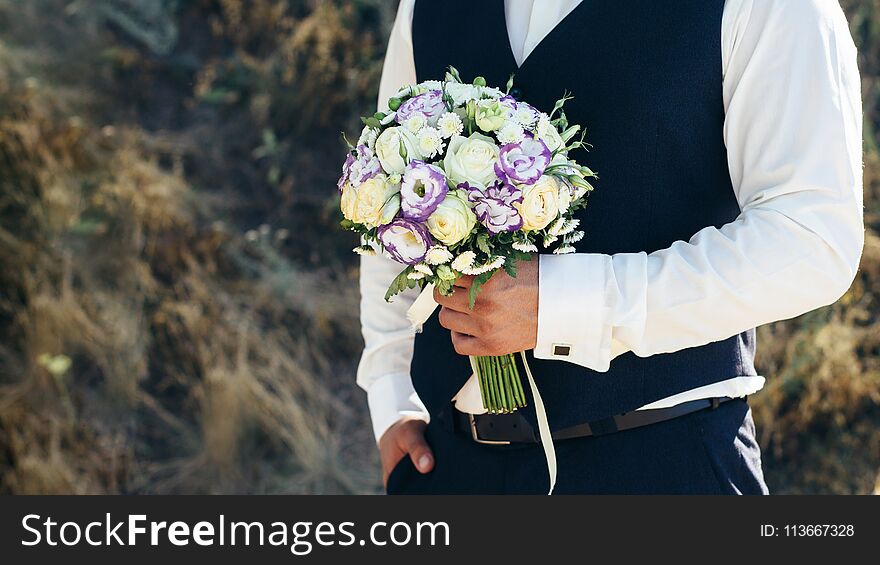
[366,373,430,444]
[535,253,616,372]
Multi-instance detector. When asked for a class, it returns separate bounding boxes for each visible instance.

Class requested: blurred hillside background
[0,0,877,494]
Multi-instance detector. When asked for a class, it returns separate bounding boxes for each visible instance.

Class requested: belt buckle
[468,413,511,446]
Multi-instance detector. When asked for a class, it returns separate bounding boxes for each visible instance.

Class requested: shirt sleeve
[355,0,429,443]
[534,0,865,372]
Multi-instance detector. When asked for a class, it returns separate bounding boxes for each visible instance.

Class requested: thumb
[400,423,434,474]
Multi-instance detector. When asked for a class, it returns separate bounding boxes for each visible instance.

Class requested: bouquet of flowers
[339,67,596,415]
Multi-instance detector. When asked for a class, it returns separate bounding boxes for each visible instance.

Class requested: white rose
[357,125,378,149]
[443,132,500,188]
[515,175,561,231]
[375,127,423,175]
[538,122,565,153]
[426,191,476,246]
[349,174,400,227]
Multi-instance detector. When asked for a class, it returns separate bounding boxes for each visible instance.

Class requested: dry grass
[0,0,878,494]
[0,0,380,494]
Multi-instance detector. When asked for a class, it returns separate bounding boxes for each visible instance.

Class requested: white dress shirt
[358,0,864,442]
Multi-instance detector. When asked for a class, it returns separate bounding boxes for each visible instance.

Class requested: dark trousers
[386,397,768,495]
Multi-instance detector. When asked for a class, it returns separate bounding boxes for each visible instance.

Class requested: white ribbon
[406,283,439,332]
[521,351,557,494]
[406,285,558,495]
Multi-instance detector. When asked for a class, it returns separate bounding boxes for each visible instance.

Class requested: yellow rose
[347,174,400,227]
[516,175,560,231]
[340,182,359,222]
[426,191,476,246]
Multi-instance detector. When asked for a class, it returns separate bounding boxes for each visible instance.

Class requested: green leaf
[503,257,517,278]
[475,233,492,254]
[560,124,581,143]
[385,268,413,302]
[361,116,381,129]
[468,271,495,309]
[435,278,455,296]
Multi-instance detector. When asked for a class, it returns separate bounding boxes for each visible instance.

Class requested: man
[358,0,864,494]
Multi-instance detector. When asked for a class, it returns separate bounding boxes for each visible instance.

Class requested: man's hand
[435,257,539,356]
[379,417,434,487]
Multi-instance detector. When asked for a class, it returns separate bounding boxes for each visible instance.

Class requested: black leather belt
[454,397,736,445]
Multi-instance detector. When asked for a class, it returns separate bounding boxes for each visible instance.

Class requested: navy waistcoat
[409,0,758,431]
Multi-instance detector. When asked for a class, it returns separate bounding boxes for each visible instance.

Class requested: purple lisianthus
[377,219,433,265]
[400,160,449,221]
[498,94,517,108]
[337,152,355,193]
[338,145,381,192]
[498,96,537,126]
[349,145,382,185]
[396,90,445,125]
[464,181,523,234]
[495,137,551,185]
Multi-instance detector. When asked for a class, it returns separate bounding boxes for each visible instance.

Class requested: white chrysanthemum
[557,218,581,237]
[444,83,501,106]
[543,234,559,247]
[426,245,454,265]
[496,122,525,144]
[462,256,505,275]
[547,216,567,237]
[564,230,585,244]
[451,250,477,272]
[353,245,377,256]
[437,112,464,138]
[357,125,378,148]
[536,113,553,137]
[407,271,426,280]
[513,106,538,128]
[512,241,538,253]
[404,114,427,133]
[417,127,445,157]
[553,245,576,255]
[414,263,433,276]
[418,80,443,91]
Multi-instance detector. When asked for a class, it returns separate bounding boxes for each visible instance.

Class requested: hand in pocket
[379,417,435,487]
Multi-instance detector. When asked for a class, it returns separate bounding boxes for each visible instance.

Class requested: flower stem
[477,356,489,410]
[474,354,528,414]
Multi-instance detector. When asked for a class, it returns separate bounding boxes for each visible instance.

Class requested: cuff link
[552,344,572,357]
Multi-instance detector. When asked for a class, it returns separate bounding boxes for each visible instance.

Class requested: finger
[453,275,475,289]
[399,423,434,474]
[438,306,479,335]
[434,286,471,312]
[451,331,486,356]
